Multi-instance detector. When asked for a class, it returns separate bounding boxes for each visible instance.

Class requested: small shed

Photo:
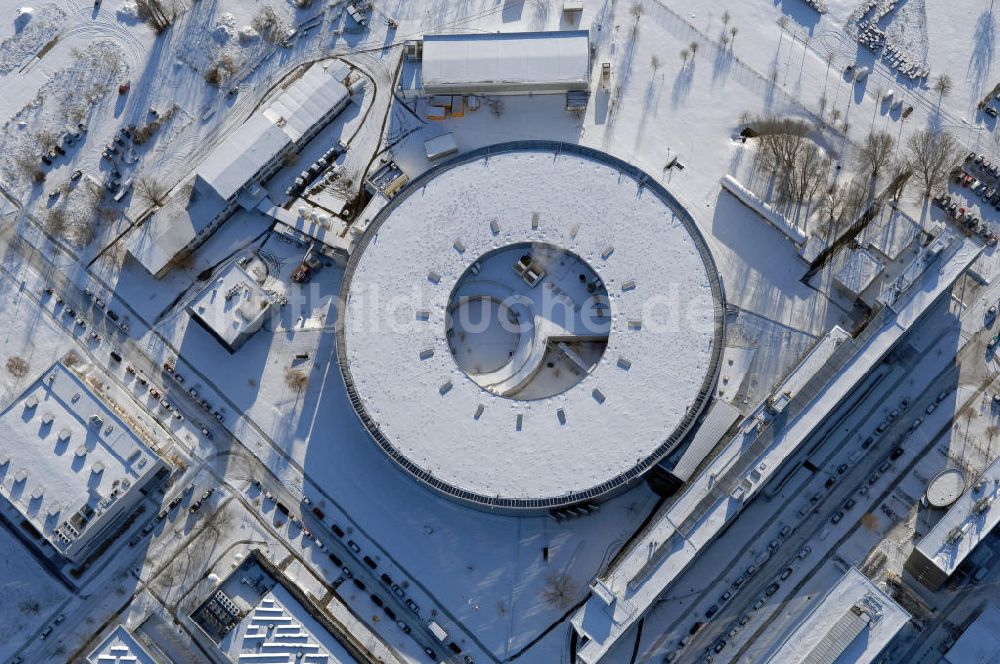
[424,133,458,161]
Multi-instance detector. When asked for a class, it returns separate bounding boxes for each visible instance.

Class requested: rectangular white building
[130,60,353,278]
[0,362,165,562]
[403,30,591,97]
[762,568,909,664]
[88,625,161,664]
[186,259,276,353]
[906,456,1000,590]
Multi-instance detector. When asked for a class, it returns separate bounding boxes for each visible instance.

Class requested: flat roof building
[761,568,910,664]
[127,181,225,279]
[187,258,276,353]
[191,551,373,664]
[400,31,591,97]
[130,61,353,278]
[0,362,165,562]
[941,604,1000,664]
[906,453,1000,590]
[88,625,161,664]
[834,247,884,305]
[573,229,982,663]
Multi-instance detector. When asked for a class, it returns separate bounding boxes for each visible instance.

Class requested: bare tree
[755,116,811,194]
[933,73,953,99]
[886,160,911,201]
[6,357,29,378]
[680,48,689,63]
[540,573,576,610]
[136,177,168,208]
[650,55,660,73]
[45,207,67,239]
[136,0,175,32]
[689,41,699,57]
[858,131,895,181]
[818,179,868,238]
[722,10,731,26]
[285,368,308,393]
[906,129,963,197]
[630,3,643,20]
[205,54,238,87]
[786,142,831,206]
[252,6,287,44]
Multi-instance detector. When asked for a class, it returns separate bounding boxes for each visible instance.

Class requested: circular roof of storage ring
[337,142,725,512]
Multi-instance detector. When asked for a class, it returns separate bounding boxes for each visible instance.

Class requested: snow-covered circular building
[337,143,725,513]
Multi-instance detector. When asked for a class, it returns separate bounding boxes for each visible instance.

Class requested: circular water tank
[927,468,966,508]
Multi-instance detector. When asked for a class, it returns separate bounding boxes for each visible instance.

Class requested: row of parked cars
[257,485,474,662]
[933,193,997,245]
[285,141,346,199]
[671,389,953,663]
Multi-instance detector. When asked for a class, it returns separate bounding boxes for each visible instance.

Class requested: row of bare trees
[136,0,176,33]
[754,117,832,206]
[906,129,962,197]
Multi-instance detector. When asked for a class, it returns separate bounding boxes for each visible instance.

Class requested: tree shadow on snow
[969,10,997,103]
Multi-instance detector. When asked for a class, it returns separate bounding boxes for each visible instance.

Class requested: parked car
[764,583,780,596]
[780,567,793,580]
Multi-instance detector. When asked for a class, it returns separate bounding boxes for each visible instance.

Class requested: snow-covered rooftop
[863,206,922,262]
[942,604,1000,664]
[0,363,161,555]
[128,181,223,277]
[221,585,360,664]
[264,62,351,142]
[187,259,275,351]
[420,31,591,94]
[87,625,159,664]
[835,247,884,296]
[573,231,981,664]
[914,452,1000,577]
[196,61,351,202]
[339,146,722,508]
[196,115,290,203]
[762,568,910,664]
